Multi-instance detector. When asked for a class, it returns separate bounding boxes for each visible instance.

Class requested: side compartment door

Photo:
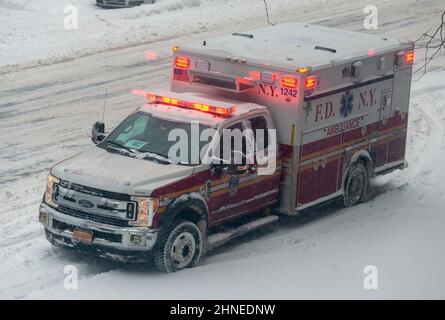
[297,129,322,206]
[317,133,342,199]
[376,89,392,167]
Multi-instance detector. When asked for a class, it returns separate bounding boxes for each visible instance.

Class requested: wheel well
[342,151,373,191]
[175,207,202,224]
[355,156,372,177]
[159,198,208,229]
[348,149,373,176]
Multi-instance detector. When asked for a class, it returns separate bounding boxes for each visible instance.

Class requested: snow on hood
[51,146,196,197]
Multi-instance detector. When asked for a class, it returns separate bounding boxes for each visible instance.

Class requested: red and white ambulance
[39,23,414,272]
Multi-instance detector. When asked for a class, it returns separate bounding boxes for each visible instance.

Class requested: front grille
[59,180,130,201]
[52,219,123,243]
[54,180,137,227]
[58,205,129,227]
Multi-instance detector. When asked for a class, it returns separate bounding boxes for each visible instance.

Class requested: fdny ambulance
[39,24,414,272]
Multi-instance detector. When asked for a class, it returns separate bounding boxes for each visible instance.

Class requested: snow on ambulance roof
[181,23,404,69]
[138,91,265,127]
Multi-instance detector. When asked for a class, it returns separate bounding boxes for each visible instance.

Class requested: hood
[51,146,196,197]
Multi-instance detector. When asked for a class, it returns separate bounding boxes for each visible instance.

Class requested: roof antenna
[314,45,337,53]
[101,89,108,123]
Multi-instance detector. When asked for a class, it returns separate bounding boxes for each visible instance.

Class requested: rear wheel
[153,220,203,273]
[343,161,369,207]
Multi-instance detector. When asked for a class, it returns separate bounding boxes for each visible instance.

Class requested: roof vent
[314,45,337,53]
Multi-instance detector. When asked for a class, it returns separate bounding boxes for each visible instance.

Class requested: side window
[216,122,246,164]
[249,116,269,151]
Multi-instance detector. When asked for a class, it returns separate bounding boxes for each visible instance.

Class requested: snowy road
[1,0,445,299]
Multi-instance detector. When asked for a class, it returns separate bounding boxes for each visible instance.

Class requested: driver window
[248,116,269,151]
[215,122,246,165]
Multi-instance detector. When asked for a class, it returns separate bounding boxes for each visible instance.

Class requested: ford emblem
[78,199,95,209]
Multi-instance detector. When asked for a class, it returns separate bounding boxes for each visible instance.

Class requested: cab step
[207,215,279,251]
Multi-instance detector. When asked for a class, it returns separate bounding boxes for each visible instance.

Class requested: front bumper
[39,203,157,252]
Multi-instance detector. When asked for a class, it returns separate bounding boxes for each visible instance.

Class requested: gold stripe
[210,171,281,198]
[161,185,202,200]
[160,166,282,200]
[299,154,342,171]
[301,123,407,162]
[298,133,406,172]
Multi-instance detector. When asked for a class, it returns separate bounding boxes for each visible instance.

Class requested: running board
[207,215,279,251]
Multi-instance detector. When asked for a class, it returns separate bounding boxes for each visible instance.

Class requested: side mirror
[225,150,248,175]
[209,156,228,177]
[91,121,106,144]
[209,151,248,176]
[211,163,226,176]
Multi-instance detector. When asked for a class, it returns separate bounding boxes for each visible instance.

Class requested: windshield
[100,112,213,165]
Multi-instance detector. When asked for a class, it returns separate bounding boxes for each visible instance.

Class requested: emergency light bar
[146,92,236,117]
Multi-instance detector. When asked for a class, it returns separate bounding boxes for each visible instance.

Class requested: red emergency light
[404,50,414,63]
[305,76,317,90]
[175,56,190,69]
[146,92,236,117]
[281,76,297,88]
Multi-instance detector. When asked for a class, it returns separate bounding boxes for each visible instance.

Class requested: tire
[343,160,369,207]
[153,219,203,273]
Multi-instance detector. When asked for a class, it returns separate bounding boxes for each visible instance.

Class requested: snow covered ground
[1,0,445,299]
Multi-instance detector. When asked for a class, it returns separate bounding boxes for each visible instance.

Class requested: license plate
[73,228,93,244]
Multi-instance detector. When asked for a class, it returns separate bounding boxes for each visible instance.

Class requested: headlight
[44,174,60,208]
[129,197,159,227]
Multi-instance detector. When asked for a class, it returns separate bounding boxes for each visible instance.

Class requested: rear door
[376,89,392,166]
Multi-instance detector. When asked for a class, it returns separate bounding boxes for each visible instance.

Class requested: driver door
[208,121,250,224]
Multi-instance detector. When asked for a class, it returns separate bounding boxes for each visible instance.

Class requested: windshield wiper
[139,149,196,165]
[132,149,172,165]
[100,140,136,157]
[101,141,172,165]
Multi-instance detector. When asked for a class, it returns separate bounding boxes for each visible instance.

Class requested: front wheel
[153,220,203,273]
[343,161,369,207]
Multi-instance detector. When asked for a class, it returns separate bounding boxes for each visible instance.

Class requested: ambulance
[39,24,414,272]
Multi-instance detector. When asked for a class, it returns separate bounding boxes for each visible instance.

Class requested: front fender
[154,192,209,229]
